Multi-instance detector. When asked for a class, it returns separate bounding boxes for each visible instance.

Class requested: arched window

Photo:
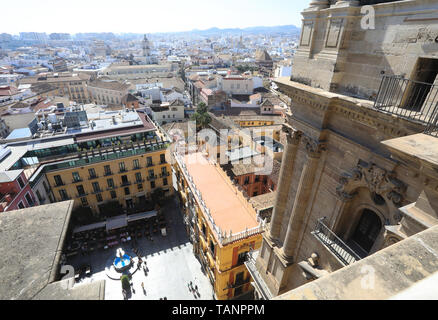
[351,209,382,254]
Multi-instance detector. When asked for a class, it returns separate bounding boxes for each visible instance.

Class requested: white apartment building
[87,79,133,106]
[150,99,185,125]
[217,75,254,95]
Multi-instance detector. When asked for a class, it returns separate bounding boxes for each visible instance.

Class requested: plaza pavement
[68,197,215,300]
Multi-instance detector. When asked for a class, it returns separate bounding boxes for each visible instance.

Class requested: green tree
[190,102,211,130]
[121,275,130,291]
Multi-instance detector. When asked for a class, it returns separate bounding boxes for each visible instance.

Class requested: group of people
[188,281,201,298]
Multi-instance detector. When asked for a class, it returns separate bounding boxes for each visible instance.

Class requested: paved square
[68,197,214,300]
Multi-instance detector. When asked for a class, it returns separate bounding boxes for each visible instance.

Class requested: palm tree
[191,102,211,130]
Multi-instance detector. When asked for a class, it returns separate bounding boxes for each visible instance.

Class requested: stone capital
[307,0,330,11]
[302,136,326,158]
[283,124,302,145]
[333,0,360,8]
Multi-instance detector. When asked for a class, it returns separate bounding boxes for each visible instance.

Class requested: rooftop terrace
[177,152,262,245]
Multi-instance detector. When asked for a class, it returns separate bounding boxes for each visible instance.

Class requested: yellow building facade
[46,147,172,214]
[174,152,264,300]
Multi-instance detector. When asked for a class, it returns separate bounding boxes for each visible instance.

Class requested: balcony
[88,175,99,180]
[76,193,88,198]
[311,217,361,266]
[104,171,113,177]
[120,181,131,187]
[54,181,65,187]
[72,178,83,183]
[146,163,155,168]
[160,172,170,178]
[147,175,158,181]
[374,75,438,137]
[119,169,128,174]
[91,188,103,194]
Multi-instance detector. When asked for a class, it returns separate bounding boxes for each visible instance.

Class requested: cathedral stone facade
[246,0,438,299]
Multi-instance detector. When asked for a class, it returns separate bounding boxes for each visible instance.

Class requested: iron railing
[311,217,361,266]
[374,75,438,137]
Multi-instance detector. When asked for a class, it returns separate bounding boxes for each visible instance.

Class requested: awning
[127,210,157,223]
[106,215,128,231]
[73,221,106,234]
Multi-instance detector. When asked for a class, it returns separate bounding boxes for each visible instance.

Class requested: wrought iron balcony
[120,181,131,187]
[311,217,361,266]
[88,175,99,180]
[374,75,438,137]
[76,191,88,197]
[147,175,158,181]
[160,172,170,178]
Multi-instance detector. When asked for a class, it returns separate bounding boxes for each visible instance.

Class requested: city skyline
[1,0,310,35]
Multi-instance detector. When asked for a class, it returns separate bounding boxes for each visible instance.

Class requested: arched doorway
[351,209,382,254]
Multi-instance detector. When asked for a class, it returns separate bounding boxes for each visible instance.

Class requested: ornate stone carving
[336,161,407,205]
[283,125,302,145]
[302,135,327,158]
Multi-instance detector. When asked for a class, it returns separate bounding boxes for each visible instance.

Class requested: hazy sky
[1,0,310,34]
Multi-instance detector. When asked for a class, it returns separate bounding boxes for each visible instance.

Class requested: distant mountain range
[153,25,301,36]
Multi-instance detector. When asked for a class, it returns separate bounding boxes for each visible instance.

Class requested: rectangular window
[133,159,140,170]
[147,156,153,167]
[36,190,44,203]
[137,183,143,190]
[54,175,63,186]
[121,175,129,185]
[110,190,117,199]
[150,181,155,189]
[92,182,100,193]
[18,201,25,209]
[72,171,81,182]
[81,197,88,206]
[160,154,166,164]
[104,165,112,176]
[25,193,34,206]
[119,162,126,172]
[17,176,25,189]
[124,187,130,195]
[96,193,103,202]
[148,169,154,179]
[88,168,97,179]
[76,185,86,196]
[107,178,114,188]
[59,189,68,200]
[163,178,168,186]
[135,172,142,183]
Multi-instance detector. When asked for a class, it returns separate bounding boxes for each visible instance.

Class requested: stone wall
[293,0,438,99]
[258,77,429,296]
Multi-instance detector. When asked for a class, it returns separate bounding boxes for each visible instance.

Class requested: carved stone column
[267,125,301,243]
[333,0,360,7]
[307,0,330,10]
[281,137,326,259]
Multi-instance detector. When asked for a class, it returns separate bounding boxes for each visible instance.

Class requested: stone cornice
[273,78,424,138]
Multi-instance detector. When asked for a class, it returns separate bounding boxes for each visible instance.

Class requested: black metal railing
[374,75,438,136]
[311,217,361,266]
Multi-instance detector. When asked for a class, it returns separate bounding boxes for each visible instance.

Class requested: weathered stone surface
[0,201,73,300]
[274,224,438,300]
